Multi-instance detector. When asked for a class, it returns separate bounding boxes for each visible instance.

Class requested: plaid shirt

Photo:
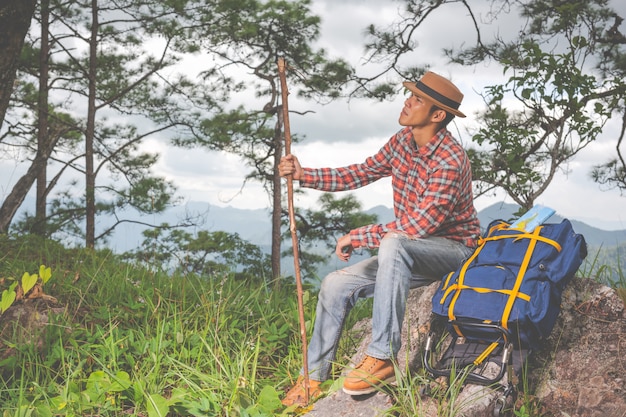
[300,127,480,249]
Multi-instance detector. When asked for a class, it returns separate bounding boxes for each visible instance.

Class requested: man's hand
[278,154,303,180]
[335,234,354,262]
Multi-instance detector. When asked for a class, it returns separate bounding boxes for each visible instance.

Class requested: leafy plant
[0,264,52,314]
[0,282,18,314]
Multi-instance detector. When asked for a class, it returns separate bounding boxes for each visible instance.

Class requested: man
[279,71,481,407]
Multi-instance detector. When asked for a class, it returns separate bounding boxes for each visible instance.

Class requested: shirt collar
[405,127,448,157]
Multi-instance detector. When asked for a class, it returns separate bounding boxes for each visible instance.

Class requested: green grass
[0,235,339,416]
[0,234,372,416]
[580,245,626,305]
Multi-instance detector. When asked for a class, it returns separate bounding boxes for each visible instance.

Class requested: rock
[304,277,626,416]
[0,298,65,361]
[532,278,626,417]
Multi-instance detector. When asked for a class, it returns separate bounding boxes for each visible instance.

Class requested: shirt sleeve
[299,142,393,191]
[349,164,462,248]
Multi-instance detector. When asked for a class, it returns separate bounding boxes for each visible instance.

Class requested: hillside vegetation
[0,234,372,416]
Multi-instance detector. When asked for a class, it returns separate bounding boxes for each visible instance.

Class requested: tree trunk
[85,0,98,248]
[0,0,60,236]
[0,151,55,233]
[34,0,50,236]
[0,0,37,130]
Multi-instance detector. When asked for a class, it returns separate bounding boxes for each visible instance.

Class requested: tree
[591,130,626,192]
[126,225,271,281]
[0,40,82,234]
[462,1,626,210]
[1,0,221,245]
[351,0,626,209]
[35,0,51,234]
[172,0,352,285]
[68,0,189,247]
[469,39,622,210]
[0,0,37,129]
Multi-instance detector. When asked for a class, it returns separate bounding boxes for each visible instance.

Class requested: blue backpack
[431,219,587,350]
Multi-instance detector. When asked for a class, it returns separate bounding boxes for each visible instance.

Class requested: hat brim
[403,81,466,118]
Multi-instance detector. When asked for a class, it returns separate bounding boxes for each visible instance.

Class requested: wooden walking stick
[277,56,310,402]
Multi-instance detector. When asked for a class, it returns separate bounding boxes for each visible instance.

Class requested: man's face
[398,91,438,128]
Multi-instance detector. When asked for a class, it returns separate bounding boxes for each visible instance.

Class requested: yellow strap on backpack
[442,223,561,332]
[500,226,542,330]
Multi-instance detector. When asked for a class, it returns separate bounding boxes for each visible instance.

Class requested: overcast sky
[2,0,625,234]
[145,0,626,231]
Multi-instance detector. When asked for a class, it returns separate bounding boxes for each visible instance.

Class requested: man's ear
[431,109,446,122]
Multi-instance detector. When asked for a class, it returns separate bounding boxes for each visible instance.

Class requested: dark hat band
[415,80,461,110]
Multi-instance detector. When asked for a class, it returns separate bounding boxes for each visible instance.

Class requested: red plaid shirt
[300,127,480,249]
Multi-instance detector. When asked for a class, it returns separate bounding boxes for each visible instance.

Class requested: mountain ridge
[117,201,625,253]
[155,202,626,246]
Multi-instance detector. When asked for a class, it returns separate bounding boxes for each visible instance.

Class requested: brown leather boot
[281,376,323,407]
[342,355,396,395]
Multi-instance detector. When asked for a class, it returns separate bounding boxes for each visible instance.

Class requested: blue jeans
[304,232,474,382]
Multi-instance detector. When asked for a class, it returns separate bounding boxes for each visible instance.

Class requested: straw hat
[403,72,466,118]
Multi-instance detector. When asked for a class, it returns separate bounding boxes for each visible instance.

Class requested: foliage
[1,0,222,246]
[2,1,626,414]
[458,0,626,209]
[356,0,626,208]
[0,0,37,128]
[124,225,272,281]
[1,233,624,415]
[469,37,620,210]
[591,143,626,192]
[0,282,17,315]
[174,0,353,104]
[169,0,353,281]
[580,244,626,290]
[0,264,52,314]
[0,234,325,416]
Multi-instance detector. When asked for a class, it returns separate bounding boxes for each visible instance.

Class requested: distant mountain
[108,202,273,253]
[104,200,624,284]
[197,203,273,247]
[109,201,625,253]
[365,202,625,248]
[476,202,626,247]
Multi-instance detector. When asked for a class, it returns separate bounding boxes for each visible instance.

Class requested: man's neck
[412,125,441,147]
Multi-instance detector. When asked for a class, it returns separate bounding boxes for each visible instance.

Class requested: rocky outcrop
[305,277,626,417]
[533,279,626,417]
